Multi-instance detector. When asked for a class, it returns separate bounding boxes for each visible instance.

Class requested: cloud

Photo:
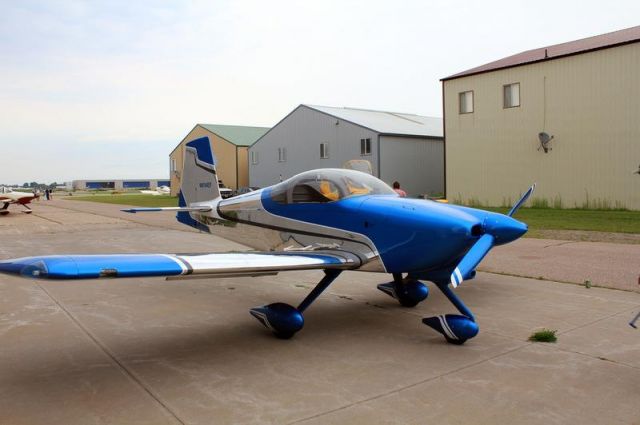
[1,0,640,182]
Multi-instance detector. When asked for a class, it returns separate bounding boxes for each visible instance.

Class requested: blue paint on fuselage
[440,204,528,246]
[261,191,489,273]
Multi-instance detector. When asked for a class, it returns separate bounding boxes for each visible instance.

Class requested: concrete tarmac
[1,200,639,424]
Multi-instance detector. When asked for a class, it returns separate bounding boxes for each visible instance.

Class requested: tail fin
[177,136,220,230]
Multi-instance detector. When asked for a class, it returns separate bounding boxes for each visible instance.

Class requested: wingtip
[0,257,47,278]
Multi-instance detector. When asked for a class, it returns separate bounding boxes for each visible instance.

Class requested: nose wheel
[422,281,478,344]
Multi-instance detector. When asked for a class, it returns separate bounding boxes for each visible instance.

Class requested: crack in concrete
[479,270,640,293]
[543,240,577,248]
[557,304,640,336]
[534,341,640,371]
[540,305,640,370]
[34,282,186,425]
[32,213,64,225]
[288,297,640,424]
[287,343,529,425]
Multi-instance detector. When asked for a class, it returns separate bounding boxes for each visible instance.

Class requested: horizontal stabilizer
[121,206,212,214]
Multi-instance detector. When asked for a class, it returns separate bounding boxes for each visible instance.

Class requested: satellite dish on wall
[538,132,554,153]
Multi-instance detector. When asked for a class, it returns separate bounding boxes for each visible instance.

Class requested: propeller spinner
[450,184,535,288]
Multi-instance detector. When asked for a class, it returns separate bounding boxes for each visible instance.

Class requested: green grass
[528,329,558,343]
[65,194,178,208]
[484,207,640,234]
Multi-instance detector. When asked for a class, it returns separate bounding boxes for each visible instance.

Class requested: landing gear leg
[250,270,342,339]
[21,204,33,214]
[422,281,479,345]
[377,273,429,307]
[630,310,640,329]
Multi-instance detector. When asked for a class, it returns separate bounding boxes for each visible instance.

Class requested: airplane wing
[0,250,362,280]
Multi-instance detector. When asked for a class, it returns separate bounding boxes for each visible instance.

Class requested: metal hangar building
[248,104,444,197]
[72,179,170,190]
[442,26,640,209]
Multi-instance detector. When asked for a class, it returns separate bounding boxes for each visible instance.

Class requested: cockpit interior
[270,169,396,204]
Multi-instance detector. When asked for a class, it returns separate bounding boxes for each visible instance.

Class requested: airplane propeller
[421,184,536,344]
[507,183,536,218]
[450,184,535,288]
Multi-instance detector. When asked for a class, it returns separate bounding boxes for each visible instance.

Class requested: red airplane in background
[0,187,39,215]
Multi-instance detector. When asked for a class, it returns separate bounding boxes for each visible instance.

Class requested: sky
[1,0,639,184]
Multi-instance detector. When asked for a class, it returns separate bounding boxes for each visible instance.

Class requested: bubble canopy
[270,169,397,204]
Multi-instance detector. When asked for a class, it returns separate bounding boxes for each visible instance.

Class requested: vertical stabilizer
[177,137,220,230]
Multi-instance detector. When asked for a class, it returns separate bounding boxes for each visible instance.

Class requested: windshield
[270,169,396,204]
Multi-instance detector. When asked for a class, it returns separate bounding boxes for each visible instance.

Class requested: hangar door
[379,136,444,198]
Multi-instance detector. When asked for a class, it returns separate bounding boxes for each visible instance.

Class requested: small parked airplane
[140,185,171,195]
[0,187,39,215]
[0,137,534,344]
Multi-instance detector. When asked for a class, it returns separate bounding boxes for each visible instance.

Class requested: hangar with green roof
[169,124,270,196]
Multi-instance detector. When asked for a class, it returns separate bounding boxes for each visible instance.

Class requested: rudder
[177,136,220,230]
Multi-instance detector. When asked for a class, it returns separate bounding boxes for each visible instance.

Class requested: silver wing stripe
[165,255,191,275]
[174,252,359,275]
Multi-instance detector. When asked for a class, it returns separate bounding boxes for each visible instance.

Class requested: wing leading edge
[0,251,362,280]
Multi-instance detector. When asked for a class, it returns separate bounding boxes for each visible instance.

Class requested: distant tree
[22,182,29,188]
[29,182,38,188]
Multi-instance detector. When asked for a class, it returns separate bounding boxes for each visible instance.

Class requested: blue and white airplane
[0,137,534,344]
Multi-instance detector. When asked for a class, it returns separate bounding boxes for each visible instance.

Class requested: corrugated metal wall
[444,43,640,209]
[249,106,379,188]
[380,136,444,196]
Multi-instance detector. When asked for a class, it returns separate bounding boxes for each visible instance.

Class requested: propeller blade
[507,183,536,217]
[450,234,495,288]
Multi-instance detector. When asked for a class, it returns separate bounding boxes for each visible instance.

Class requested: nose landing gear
[422,281,478,344]
[379,272,479,345]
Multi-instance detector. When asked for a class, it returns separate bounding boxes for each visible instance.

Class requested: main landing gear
[250,269,342,339]
[251,270,479,345]
[378,275,479,345]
